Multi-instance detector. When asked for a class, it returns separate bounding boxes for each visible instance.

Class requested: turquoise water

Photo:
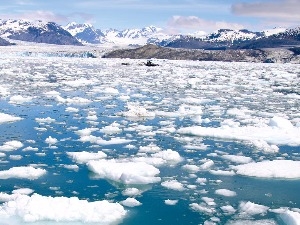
[0,56,299,224]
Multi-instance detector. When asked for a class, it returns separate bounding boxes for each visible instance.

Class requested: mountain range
[0,19,82,46]
[0,19,299,51]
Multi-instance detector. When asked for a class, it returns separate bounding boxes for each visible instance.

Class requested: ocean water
[0,55,299,225]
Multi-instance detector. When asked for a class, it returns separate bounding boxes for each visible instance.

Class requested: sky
[0,0,299,33]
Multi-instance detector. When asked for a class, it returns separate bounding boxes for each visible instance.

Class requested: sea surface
[0,55,299,225]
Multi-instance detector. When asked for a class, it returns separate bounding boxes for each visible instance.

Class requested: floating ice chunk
[269,116,294,129]
[226,219,277,225]
[220,205,236,214]
[9,155,22,160]
[120,197,142,207]
[100,122,122,134]
[239,201,269,216]
[44,90,60,97]
[96,137,132,145]
[63,164,79,171]
[22,146,38,152]
[200,159,214,170]
[0,140,23,151]
[221,155,253,164]
[102,87,119,95]
[87,159,161,184]
[67,151,107,164]
[202,197,216,206]
[12,188,34,195]
[0,166,46,180]
[232,160,300,179]
[87,114,98,121]
[45,136,58,145]
[123,104,155,118]
[151,149,183,164]
[63,78,95,87]
[182,164,200,173]
[190,203,216,215]
[139,143,161,153]
[9,95,32,104]
[215,189,237,197]
[164,199,178,205]
[0,112,22,124]
[0,86,9,96]
[251,140,279,153]
[156,105,202,118]
[122,188,141,196]
[75,127,98,136]
[177,120,300,146]
[196,177,207,185]
[35,117,56,123]
[280,210,300,225]
[56,95,91,105]
[0,193,126,223]
[65,106,79,113]
[221,119,240,128]
[209,170,235,176]
[161,179,185,191]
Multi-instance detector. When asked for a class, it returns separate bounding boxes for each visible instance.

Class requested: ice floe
[215,189,237,197]
[9,95,33,104]
[178,116,300,146]
[161,179,185,191]
[238,201,269,216]
[0,193,126,224]
[120,197,142,207]
[0,140,23,151]
[232,160,300,179]
[67,151,107,164]
[0,112,22,124]
[0,166,46,180]
[87,159,161,184]
[280,210,300,225]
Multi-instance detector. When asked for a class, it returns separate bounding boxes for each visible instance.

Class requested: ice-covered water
[0,54,299,225]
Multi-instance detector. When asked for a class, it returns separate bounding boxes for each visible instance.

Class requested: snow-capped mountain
[164,27,300,50]
[63,22,104,44]
[0,36,12,46]
[64,22,171,46]
[0,19,82,45]
[163,29,264,49]
[204,29,263,43]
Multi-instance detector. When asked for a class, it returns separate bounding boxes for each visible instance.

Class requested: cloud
[0,10,94,25]
[167,16,244,34]
[232,0,300,21]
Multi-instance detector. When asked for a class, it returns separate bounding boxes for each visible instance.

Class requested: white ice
[215,189,237,197]
[0,193,126,224]
[0,112,22,124]
[67,151,107,164]
[0,140,23,151]
[120,197,142,207]
[87,159,161,184]
[178,116,300,146]
[161,179,185,191]
[0,166,46,180]
[232,160,300,179]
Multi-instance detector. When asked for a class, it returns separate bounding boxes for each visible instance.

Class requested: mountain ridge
[0,19,82,46]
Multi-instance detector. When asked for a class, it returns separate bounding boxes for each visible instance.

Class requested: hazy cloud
[0,10,94,25]
[167,16,244,34]
[232,0,300,21]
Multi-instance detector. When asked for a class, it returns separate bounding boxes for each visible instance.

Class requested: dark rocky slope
[103,44,300,63]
